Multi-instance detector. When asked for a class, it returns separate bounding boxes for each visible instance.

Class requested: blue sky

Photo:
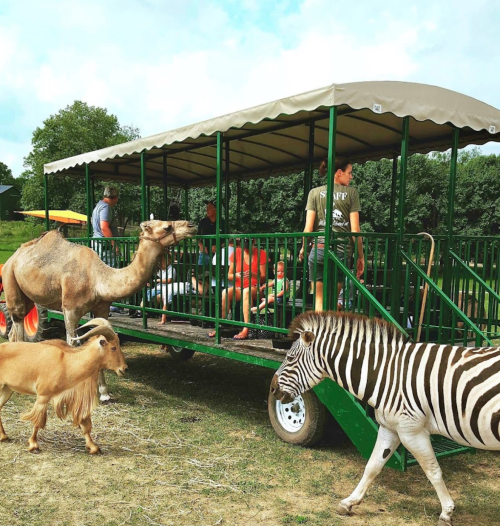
[1,0,500,177]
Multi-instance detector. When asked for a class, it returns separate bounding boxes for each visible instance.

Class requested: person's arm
[299,210,316,262]
[227,259,236,282]
[349,211,365,279]
[100,220,113,238]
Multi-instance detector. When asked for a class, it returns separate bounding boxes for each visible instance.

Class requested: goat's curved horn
[76,318,113,332]
[70,326,118,343]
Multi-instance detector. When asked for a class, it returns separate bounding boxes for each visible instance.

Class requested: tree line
[3,101,499,237]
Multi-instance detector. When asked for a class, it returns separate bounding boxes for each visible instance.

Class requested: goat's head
[72,319,128,377]
[140,220,197,247]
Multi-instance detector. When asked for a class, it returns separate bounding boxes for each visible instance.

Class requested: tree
[0,162,16,187]
[21,101,140,219]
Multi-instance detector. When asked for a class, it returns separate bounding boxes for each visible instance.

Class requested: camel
[2,220,197,401]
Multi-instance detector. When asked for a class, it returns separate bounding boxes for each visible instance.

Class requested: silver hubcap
[275,395,306,433]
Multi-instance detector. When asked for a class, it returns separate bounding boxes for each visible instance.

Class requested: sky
[1,0,500,177]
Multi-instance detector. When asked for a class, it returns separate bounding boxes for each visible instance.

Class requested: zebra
[270,310,500,526]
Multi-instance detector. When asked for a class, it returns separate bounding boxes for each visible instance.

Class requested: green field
[0,220,45,264]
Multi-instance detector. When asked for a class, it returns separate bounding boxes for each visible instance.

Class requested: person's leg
[234,287,257,339]
[159,303,167,324]
[314,281,324,311]
[308,247,324,311]
[209,287,240,337]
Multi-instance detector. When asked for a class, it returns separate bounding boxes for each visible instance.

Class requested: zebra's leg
[399,431,454,526]
[338,425,400,515]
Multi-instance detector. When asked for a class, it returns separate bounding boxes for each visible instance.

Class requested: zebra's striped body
[271,311,500,526]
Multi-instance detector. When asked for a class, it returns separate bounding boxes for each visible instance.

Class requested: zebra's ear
[301,331,315,347]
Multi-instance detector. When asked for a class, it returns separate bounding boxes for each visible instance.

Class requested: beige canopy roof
[44,81,500,187]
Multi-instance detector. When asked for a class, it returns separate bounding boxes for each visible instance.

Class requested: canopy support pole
[163,155,168,219]
[391,117,410,325]
[224,140,230,232]
[389,156,398,232]
[44,174,49,231]
[442,128,460,339]
[85,164,91,241]
[323,106,337,311]
[215,132,223,343]
[140,151,147,223]
[236,180,241,232]
[303,121,315,224]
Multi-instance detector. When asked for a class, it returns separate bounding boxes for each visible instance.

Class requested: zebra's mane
[289,310,404,346]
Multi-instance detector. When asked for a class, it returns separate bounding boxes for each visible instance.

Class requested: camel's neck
[96,240,162,302]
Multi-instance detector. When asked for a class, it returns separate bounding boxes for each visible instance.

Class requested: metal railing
[68,232,500,345]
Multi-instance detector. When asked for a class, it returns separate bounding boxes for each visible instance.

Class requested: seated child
[251,261,289,313]
[159,270,212,324]
[130,253,174,317]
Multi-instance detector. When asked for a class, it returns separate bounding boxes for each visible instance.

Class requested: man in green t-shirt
[299,159,364,311]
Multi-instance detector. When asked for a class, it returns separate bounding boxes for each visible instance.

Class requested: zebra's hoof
[337,502,352,516]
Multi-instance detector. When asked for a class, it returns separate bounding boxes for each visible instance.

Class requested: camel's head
[140,220,197,247]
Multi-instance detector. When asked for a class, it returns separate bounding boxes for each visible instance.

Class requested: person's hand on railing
[356,255,365,282]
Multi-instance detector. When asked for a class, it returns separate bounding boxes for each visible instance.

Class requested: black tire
[167,345,195,362]
[24,305,61,342]
[268,389,328,446]
[0,303,12,339]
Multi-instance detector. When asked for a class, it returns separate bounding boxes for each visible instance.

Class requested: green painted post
[389,156,398,232]
[442,128,459,339]
[85,164,91,240]
[224,140,230,232]
[236,180,242,232]
[43,173,49,231]
[163,155,168,219]
[140,152,147,223]
[215,132,223,342]
[183,185,189,220]
[303,121,315,224]
[146,181,151,219]
[90,174,95,214]
[391,117,410,324]
[323,106,337,311]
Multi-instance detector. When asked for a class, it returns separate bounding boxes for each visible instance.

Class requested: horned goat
[2,219,197,401]
[0,318,127,454]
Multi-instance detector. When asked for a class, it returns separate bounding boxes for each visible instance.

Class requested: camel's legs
[64,308,113,402]
[91,304,113,402]
[399,431,454,526]
[338,425,400,515]
[80,416,100,454]
[0,386,13,442]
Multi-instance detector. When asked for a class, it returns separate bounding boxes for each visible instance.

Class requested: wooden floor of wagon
[81,311,288,367]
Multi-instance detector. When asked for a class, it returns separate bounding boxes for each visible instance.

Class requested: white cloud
[1,0,500,178]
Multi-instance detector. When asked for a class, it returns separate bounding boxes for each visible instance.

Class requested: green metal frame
[46,98,500,473]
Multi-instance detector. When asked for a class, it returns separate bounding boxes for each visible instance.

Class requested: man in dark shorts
[299,159,364,311]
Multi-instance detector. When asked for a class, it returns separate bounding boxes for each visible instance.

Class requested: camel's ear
[140,221,153,233]
[301,331,315,347]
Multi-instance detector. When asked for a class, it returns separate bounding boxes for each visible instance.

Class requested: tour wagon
[28,81,500,470]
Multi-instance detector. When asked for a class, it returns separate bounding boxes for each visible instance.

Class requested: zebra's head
[271,322,325,404]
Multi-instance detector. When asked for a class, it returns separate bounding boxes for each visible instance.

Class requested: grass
[0,220,45,264]
[0,339,499,526]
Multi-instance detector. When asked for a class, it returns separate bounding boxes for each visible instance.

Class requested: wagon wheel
[268,389,328,446]
[24,304,58,343]
[0,303,12,339]
[167,345,195,362]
